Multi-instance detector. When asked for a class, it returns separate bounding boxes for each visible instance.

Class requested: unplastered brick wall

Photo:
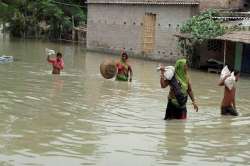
[87,4,198,61]
[200,0,247,10]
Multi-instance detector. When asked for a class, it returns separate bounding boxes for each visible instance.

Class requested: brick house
[87,0,199,61]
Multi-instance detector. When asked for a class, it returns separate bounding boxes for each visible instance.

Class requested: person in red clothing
[115,52,133,82]
[47,52,64,74]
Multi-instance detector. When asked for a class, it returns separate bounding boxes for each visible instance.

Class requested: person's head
[175,58,189,90]
[175,58,188,74]
[233,70,240,81]
[56,52,62,59]
[121,52,128,62]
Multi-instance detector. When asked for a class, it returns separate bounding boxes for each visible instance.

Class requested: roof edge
[87,1,200,5]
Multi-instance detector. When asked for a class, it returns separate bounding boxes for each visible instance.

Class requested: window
[207,40,222,51]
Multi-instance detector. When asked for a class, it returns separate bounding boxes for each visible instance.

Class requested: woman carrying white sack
[159,59,198,120]
[218,66,240,116]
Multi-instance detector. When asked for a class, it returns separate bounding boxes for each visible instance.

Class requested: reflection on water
[0,38,249,165]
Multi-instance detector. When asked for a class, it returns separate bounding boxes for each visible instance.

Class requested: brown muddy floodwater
[0,37,249,166]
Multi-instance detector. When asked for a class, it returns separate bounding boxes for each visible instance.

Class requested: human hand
[159,65,165,74]
[192,102,199,112]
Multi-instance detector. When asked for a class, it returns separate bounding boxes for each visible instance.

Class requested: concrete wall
[87,4,198,61]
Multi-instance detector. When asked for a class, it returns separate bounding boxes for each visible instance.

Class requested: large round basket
[100,60,117,79]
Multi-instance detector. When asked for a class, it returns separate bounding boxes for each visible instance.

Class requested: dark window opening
[207,40,222,52]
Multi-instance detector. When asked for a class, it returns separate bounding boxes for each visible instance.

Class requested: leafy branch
[178,9,226,67]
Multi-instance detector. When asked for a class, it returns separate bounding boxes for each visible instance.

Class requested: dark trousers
[221,106,239,116]
[164,100,187,120]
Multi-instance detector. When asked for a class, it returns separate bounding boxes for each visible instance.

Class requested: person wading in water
[160,58,198,120]
[115,52,133,82]
[218,70,240,116]
[47,52,64,75]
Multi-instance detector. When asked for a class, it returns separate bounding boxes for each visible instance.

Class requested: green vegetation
[180,9,226,42]
[179,10,226,67]
[0,0,86,40]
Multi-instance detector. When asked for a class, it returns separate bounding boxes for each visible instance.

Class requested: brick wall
[87,4,198,61]
[200,0,248,10]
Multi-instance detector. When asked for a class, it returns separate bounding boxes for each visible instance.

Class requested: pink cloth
[48,58,64,70]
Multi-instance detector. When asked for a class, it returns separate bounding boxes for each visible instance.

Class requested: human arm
[187,80,198,112]
[160,69,169,88]
[232,98,236,110]
[232,88,236,110]
[54,59,64,70]
[128,65,133,82]
[47,56,55,64]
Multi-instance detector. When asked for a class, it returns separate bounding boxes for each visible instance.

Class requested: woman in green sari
[115,52,133,82]
[160,58,198,120]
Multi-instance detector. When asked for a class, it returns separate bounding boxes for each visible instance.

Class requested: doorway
[142,13,156,54]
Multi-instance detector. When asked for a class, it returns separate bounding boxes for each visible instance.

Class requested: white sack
[163,66,175,80]
[224,72,236,90]
[220,65,231,80]
[45,48,56,55]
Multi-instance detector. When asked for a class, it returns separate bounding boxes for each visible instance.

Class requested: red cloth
[48,58,64,70]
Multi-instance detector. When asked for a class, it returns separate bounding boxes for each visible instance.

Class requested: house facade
[87,0,199,61]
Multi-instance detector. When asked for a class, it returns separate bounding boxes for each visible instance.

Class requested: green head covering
[175,58,188,92]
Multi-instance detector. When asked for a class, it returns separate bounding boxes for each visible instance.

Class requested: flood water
[0,37,249,166]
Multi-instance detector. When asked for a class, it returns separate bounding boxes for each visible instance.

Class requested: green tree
[1,0,87,39]
[180,9,225,42]
[179,9,226,67]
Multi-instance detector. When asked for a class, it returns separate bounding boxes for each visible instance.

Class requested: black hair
[121,52,128,59]
[233,70,240,76]
[57,52,62,57]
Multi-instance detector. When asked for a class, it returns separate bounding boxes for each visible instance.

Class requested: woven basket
[100,60,117,79]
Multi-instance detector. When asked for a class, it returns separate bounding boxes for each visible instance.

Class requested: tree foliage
[180,9,226,42]
[179,10,226,67]
[0,0,87,39]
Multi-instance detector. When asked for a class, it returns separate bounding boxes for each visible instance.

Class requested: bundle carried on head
[45,48,56,55]
[157,65,175,80]
[220,65,231,80]
[100,59,117,79]
[220,65,236,90]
